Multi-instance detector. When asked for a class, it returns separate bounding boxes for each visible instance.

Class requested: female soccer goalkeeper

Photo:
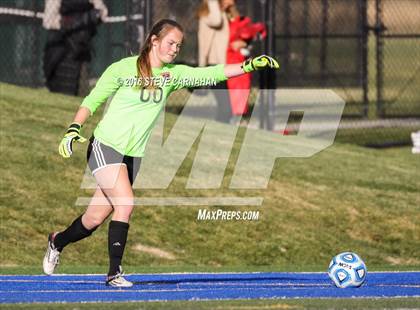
[43,19,279,287]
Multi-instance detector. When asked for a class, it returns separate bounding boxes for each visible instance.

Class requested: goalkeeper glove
[58,123,87,158]
[241,55,280,73]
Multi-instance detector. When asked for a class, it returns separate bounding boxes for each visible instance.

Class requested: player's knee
[83,213,106,228]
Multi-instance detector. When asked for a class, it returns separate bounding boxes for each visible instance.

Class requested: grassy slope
[1,83,419,273]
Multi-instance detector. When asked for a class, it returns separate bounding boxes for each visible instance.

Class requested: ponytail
[136,19,183,89]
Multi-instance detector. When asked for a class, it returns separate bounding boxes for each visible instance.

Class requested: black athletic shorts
[86,136,141,185]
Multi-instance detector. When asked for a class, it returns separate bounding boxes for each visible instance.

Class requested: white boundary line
[0,271,419,276]
[3,283,420,290]
[1,286,419,294]
[2,295,420,305]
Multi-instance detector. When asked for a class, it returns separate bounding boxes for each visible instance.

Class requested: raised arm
[172,55,279,90]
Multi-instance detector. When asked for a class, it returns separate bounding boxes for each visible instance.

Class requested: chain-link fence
[375,0,420,117]
[1,0,419,146]
[275,0,369,117]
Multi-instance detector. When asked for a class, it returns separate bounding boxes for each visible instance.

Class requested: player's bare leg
[82,187,114,229]
[94,164,134,287]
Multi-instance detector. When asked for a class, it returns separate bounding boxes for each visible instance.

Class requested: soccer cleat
[106,266,133,287]
[43,233,61,275]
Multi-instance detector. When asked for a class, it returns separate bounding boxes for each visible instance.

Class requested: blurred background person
[42,0,108,96]
[197,0,232,123]
[225,1,266,125]
[197,0,265,124]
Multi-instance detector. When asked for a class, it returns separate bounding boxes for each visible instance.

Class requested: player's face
[157,28,183,64]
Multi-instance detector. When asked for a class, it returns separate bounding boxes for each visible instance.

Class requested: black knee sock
[108,220,129,276]
[53,215,97,251]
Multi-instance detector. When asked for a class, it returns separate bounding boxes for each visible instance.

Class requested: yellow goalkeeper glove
[241,55,280,73]
[58,123,86,158]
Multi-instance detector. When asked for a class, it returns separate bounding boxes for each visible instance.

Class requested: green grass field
[0,83,419,308]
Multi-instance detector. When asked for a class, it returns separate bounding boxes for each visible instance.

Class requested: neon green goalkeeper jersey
[81,56,227,157]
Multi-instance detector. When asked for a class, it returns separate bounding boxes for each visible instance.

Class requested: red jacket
[227,16,266,115]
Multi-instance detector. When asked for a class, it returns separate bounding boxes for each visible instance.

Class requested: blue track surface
[1,272,419,303]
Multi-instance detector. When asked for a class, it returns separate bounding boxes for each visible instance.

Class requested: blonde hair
[136,19,183,88]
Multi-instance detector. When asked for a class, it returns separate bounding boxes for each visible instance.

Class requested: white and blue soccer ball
[328,252,367,288]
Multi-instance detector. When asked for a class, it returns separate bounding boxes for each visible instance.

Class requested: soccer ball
[328,252,367,288]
